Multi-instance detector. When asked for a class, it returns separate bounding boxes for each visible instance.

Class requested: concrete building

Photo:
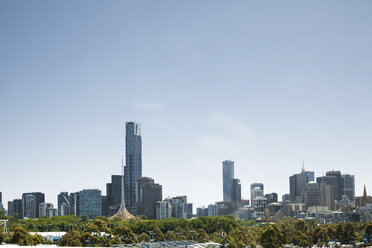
[301,182,320,207]
[252,196,267,212]
[223,160,234,202]
[320,182,335,210]
[79,189,102,218]
[250,183,264,204]
[22,192,45,218]
[208,204,218,216]
[170,196,187,219]
[155,201,172,220]
[39,203,54,217]
[124,122,142,215]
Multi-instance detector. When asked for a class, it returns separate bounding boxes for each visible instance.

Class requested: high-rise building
[7,199,23,218]
[265,193,278,204]
[301,182,320,207]
[317,175,338,203]
[140,183,162,219]
[251,183,264,206]
[69,192,80,216]
[57,192,70,216]
[39,203,54,218]
[320,182,335,210]
[156,201,172,220]
[223,160,234,202]
[101,196,109,217]
[170,196,187,219]
[326,171,342,201]
[79,189,102,218]
[187,203,193,219]
[136,177,155,215]
[341,174,355,201]
[289,166,314,202]
[22,192,45,218]
[125,122,142,215]
[0,192,2,210]
[232,178,241,209]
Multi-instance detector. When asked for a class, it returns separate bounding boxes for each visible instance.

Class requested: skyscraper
[57,192,70,216]
[141,183,162,219]
[7,199,22,218]
[341,174,355,201]
[223,160,234,202]
[79,189,102,218]
[250,183,264,204]
[69,192,80,216]
[326,170,342,200]
[232,178,241,209]
[136,177,155,215]
[22,192,45,218]
[125,122,142,215]
[289,166,314,202]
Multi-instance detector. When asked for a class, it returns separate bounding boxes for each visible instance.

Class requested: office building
[156,201,172,220]
[79,189,102,218]
[223,160,234,202]
[326,171,342,200]
[101,196,109,217]
[342,174,355,201]
[265,193,278,204]
[48,208,57,218]
[69,192,80,216]
[317,175,338,204]
[282,194,290,203]
[301,182,320,207]
[187,203,193,219]
[170,196,187,219]
[57,192,70,216]
[140,182,162,219]
[232,178,241,209]
[136,177,155,215]
[208,204,218,216]
[39,203,54,218]
[250,183,264,204]
[289,166,314,202]
[124,122,142,215]
[320,183,335,210]
[7,199,23,218]
[22,192,45,218]
[252,196,267,212]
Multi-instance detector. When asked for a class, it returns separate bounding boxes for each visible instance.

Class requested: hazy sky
[1,1,372,210]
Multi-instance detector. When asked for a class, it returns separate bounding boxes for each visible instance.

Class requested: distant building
[69,192,80,216]
[22,192,45,218]
[170,196,187,219]
[79,189,102,218]
[141,183,162,219]
[7,199,22,218]
[265,193,278,204]
[326,171,342,201]
[136,177,155,215]
[232,178,241,209]
[101,196,109,217]
[282,194,290,203]
[187,203,193,219]
[301,182,320,207]
[341,174,355,201]
[223,160,234,202]
[156,201,172,220]
[320,182,335,210]
[208,204,218,216]
[0,192,2,210]
[317,175,338,205]
[290,166,314,202]
[39,203,54,218]
[124,122,142,215]
[252,196,267,212]
[57,192,70,216]
[250,183,264,204]
[47,208,57,218]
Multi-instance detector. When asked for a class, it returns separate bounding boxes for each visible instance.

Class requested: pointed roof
[363,184,367,197]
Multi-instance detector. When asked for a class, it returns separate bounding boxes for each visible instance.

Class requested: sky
[1,0,372,210]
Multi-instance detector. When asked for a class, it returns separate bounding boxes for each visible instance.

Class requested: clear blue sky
[1,0,372,209]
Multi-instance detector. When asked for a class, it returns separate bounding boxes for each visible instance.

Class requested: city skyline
[1,1,372,209]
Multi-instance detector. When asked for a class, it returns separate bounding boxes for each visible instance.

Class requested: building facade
[124,122,142,215]
[79,189,102,218]
[170,196,187,219]
[57,192,70,216]
[69,192,80,216]
[156,201,172,220]
[223,160,234,202]
[342,174,355,201]
[289,167,314,202]
[326,171,342,201]
[136,177,155,215]
[22,192,45,218]
[39,203,54,217]
[141,183,162,219]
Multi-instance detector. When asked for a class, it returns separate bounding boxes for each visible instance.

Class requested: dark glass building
[223,160,234,202]
[187,203,193,219]
[7,199,23,218]
[22,192,45,218]
[57,192,70,216]
[79,189,102,218]
[136,177,155,215]
[326,170,342,200]
[141,183,162,219]
[125,122,142,215]
[341,174,355,201]
[289,167,314,202]
[265,193,278,204]
[231,178,241,209]
[69,192,80,216]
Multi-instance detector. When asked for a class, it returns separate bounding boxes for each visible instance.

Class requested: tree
[343,222,355,242]
[366,222,372,236]
[58,230,83,247]
[10,226,34,246]
[138,232,150,242]
[196,229,209,243]
[165,231,176,241]
[153,226,164,241]
[259,224,283,248]
[292,230,310,248]
[114,226,137,244]
[312,226,329,247]
[33,233,46,245]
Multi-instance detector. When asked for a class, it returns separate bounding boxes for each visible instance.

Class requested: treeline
[1,210,372,247]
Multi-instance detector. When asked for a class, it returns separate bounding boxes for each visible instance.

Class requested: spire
[363,184,367,197]
[109,159,134,220]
